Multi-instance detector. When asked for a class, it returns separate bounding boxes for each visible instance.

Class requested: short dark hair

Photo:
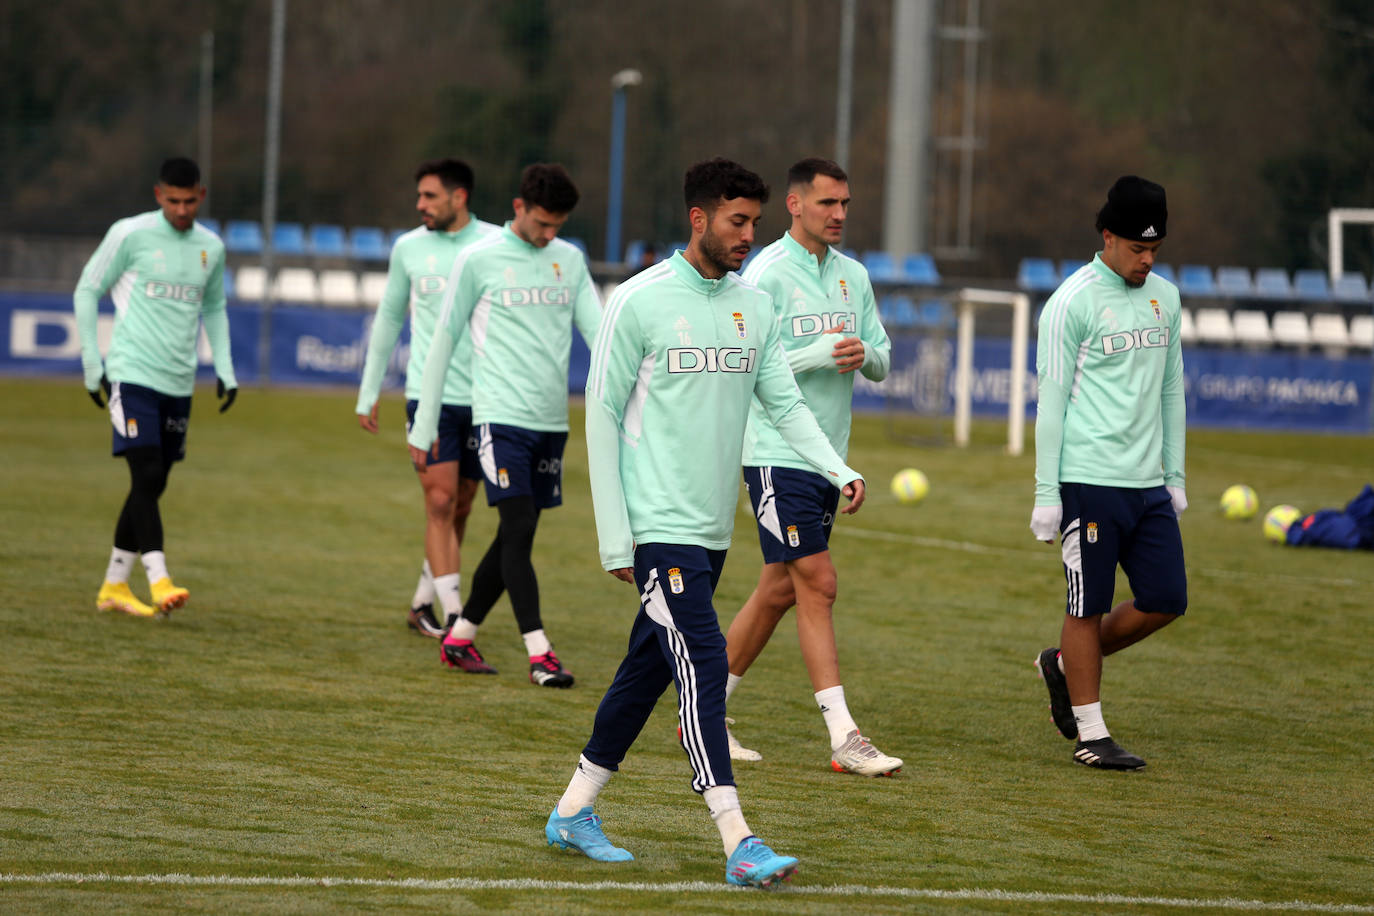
[415,158,475,194]
[683,158,770,213]
[787,157,847,188]
[159,157,200,188]
[519,163,580,214]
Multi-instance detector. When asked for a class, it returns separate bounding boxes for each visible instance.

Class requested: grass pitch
[1,376,1371,914]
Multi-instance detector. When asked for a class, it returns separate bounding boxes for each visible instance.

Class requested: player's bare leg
[1059,600,1148,770]
[411,459,461,636]
[725,563,794,676]
[1100,599,1177,656]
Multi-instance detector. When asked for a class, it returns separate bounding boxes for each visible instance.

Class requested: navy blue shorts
[109,381,190,463]
[581,543,734,792]
[475,423,567,509]
[743,466,839,564]
[406,400,482,480]
[1059,483,1187,618]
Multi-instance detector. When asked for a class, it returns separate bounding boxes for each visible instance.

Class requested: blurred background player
[722,157,900,776]
[74,156,238,618]
[1031,175,1188,771]
[546,158,865,885]
[356,158,498,638]
[408,163,601,687]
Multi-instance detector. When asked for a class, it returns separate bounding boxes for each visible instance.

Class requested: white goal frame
[951,287,1030,456]
[1328,208,1374,284]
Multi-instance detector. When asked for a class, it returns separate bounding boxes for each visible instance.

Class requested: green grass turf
[1,376,1371,913]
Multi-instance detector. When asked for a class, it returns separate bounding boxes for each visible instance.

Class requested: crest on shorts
[497,468,510,488]
[732,312,747,338]
[552,262,562,281]
[1150,299,1161,320]
[126,418,139,438]
[667,567,684,594]
[787,524,800,547]
[1086,522,1098,543]
[839,279,850,304]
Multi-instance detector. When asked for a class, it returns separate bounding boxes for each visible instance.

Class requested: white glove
[1030,505,1063,542]
[1167,485,1188,516]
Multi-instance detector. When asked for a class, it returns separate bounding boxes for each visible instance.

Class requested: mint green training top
[74,211,236,397]
[1034,253,1186,505]
[585,252,863,571]
[354,217,499,415]
[407,224,602,450]
[741,232,891,468]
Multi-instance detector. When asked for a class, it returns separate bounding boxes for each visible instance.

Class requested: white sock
[725,673,743,702]
[104,547,137,585]
[433,572,463,619]
[1072,701,1110,741]
[1057,650,1065,674]
[445,616,478,641]
[411,559,436,609]
[523,629,552,658]
[702,785,752,855]
[556,755,614,817]
[815,685,859,749]
[141,550,169,584]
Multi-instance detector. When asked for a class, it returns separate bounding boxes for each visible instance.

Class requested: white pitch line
[840,526,1369,589]
[1,873,1370,912]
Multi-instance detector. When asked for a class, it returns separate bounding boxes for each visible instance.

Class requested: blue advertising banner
[854,333,1372,433]
[3,293,1368,433]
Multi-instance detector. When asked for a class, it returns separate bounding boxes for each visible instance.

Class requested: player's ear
[786,190,802,218]
[689,205,707,235]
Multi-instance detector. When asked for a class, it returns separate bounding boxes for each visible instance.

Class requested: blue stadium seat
[198,218,222,237]
[270,222,307,256]
[1016,258,1058,292]
[1150,263,1175,285]
[879,294,918,329]
[1214,266,1254,298]
[308,224,348,257]
[623,239,648,266]
[1254,267,1294,300]
[1293,269,1331,302]
[562,236,589,257]
[1332,272,1371,302]
[839,247,858,262]
[388,228,410,253]
[862,251,900,282]
[903,253,941,285]
[1059,259,1087,281]
[1177,265,1217,298]
[224,220,264,254]
[917,299,954,329]
[222,266,236,300]
[349,226,390,261]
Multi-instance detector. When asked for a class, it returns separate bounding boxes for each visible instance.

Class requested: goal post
[951,287,1030,456]
[1328,208,1374,284]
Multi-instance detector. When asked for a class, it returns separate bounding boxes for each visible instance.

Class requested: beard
[700,225,744,275]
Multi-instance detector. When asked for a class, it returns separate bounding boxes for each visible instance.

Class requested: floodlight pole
[604,68,642,264]
[258,0,286,383]
[197,30,214,217]
[834,0,856,168]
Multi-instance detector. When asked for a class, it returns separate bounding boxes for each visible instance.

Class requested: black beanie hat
[1096,176,1167,242]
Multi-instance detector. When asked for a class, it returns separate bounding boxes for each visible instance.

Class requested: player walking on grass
[721,157,900,776]
[545,159,865,886]
[356,159,498,639]
[408,163,600,687]
[75,157,237,618]
[1031,175,1187,771]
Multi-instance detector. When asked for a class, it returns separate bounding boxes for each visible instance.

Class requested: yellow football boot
[149,578,190,613]
[96,581,158,618]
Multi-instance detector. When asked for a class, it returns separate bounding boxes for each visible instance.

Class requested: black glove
[88,374,112,409]
[217,378,238,414]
